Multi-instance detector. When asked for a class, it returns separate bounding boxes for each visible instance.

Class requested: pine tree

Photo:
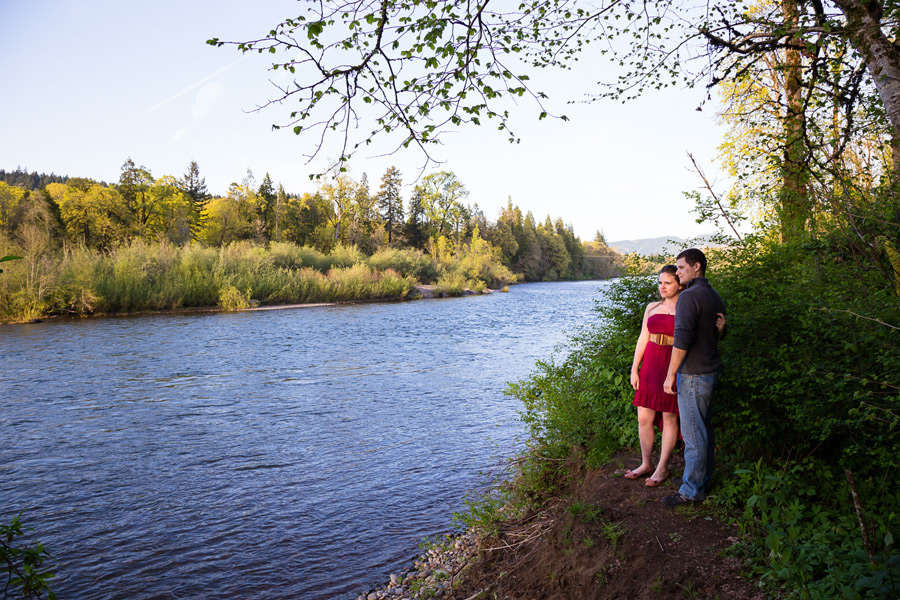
[376,166,403,244]
[404,188,426,249]
[178,161,210,241]
[257,173,276,239]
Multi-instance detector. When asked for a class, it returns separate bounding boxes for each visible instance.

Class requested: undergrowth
[457,234,900,599]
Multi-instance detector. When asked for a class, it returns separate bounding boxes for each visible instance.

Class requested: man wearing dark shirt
[662,248,726,506]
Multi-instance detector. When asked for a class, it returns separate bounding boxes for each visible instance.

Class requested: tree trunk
[833,0,900,184]
[780,0,810,241]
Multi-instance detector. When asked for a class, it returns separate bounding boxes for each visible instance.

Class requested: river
[1,280,610,599]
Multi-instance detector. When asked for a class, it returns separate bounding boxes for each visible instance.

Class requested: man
[662,248,726,507]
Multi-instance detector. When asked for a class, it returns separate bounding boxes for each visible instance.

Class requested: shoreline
[357,450,766,600]
[355,530,481,600]
[0,285,504,325]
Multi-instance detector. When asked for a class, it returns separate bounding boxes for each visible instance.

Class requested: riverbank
[360,450,764,600]
[0,284,503,324]
[0,240,521,323]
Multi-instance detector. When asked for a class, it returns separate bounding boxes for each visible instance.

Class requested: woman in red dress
[626,265,682,487]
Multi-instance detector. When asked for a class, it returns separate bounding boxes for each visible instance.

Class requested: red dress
[633,313,679,429]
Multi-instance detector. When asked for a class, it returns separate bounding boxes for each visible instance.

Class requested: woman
[626,265,682,487]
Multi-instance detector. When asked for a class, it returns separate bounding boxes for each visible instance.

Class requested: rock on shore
[357,530,479,600]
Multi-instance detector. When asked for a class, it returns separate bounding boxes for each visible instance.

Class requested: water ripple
[0,281,609,600]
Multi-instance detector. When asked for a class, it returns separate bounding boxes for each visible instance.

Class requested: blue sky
[0,0,729,241]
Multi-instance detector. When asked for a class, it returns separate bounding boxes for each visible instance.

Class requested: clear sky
[0,0,729,242]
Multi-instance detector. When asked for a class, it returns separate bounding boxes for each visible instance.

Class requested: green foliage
[367,246,439,281]
[0,240,419,321]
[500,232,900,597]
[510,275,658,460]
[709,235,900,471]
[0,254,23,273]
[218,285,253,311]
[431,271,468,297]
[1,513,56,600]
[714,458,900,599]
[325,244,364,269]
[0,168,623,295]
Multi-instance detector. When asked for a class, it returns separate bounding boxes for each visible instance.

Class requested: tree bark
[833,0,900,183]
[780,0,811,241]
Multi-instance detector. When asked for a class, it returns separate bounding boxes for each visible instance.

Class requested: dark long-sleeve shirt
[673,277,726,374]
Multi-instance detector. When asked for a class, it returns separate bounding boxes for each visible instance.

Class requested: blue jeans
[677,371,719,500]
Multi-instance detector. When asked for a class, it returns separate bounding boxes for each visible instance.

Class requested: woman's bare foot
[624,465,653,480]
[645,468,670,487]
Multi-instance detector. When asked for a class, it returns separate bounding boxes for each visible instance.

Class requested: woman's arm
[630,304,652,390]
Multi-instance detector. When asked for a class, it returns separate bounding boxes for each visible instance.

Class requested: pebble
[356,530,479,600]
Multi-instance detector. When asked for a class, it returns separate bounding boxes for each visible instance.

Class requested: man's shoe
[662,493,697,507]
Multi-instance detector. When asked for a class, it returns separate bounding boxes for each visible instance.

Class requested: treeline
[0,167,72,191]
[0,161,622,321]
[0,161,622,282]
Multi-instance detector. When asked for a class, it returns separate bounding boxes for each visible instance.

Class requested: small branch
[845,470,876,563]
[811,307,900,331]
[686,152,743,241]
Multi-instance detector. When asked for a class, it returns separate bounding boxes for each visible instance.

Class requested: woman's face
[658,272,680,299]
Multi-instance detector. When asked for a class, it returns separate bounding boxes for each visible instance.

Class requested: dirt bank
[449,450,765,600]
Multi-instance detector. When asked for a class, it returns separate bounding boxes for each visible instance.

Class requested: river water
[1,281,610,600]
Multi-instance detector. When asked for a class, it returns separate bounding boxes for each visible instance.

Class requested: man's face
[676,257,701,285]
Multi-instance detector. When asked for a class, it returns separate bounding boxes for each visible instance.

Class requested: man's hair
[677,248,707,275]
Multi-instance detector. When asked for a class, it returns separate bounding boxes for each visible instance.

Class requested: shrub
[326,244,365,269]
[218,285,253,310]
[367,247,440,281]
[432,271,468,296]
[505,234,900,598]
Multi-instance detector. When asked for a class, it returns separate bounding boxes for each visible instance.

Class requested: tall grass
[367,247,440,281]
[0,240,416,321]
[0,237,523,321]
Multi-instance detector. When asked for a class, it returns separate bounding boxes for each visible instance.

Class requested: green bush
[217,285,253,310]
[367,247,440,281]
[502,235,900,597]
[432,271,468,296]
[326,244,365,269]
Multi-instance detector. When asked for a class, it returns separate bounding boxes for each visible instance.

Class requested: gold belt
[649,333,674,346]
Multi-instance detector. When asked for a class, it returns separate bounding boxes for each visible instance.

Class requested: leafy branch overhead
[0,254,23,274]
[206,0,621,171]
[209,0,900,181]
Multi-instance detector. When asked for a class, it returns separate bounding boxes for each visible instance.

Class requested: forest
[0,164,623,321]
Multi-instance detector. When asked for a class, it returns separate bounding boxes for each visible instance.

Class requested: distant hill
[608,235,720,256]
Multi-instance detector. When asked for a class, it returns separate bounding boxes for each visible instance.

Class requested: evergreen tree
[403,188,426,249]
[274,183,288,241]
[257,173,276,238]
[178,160,210,241]
[376,166,404,244]
[349,172,380,251]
